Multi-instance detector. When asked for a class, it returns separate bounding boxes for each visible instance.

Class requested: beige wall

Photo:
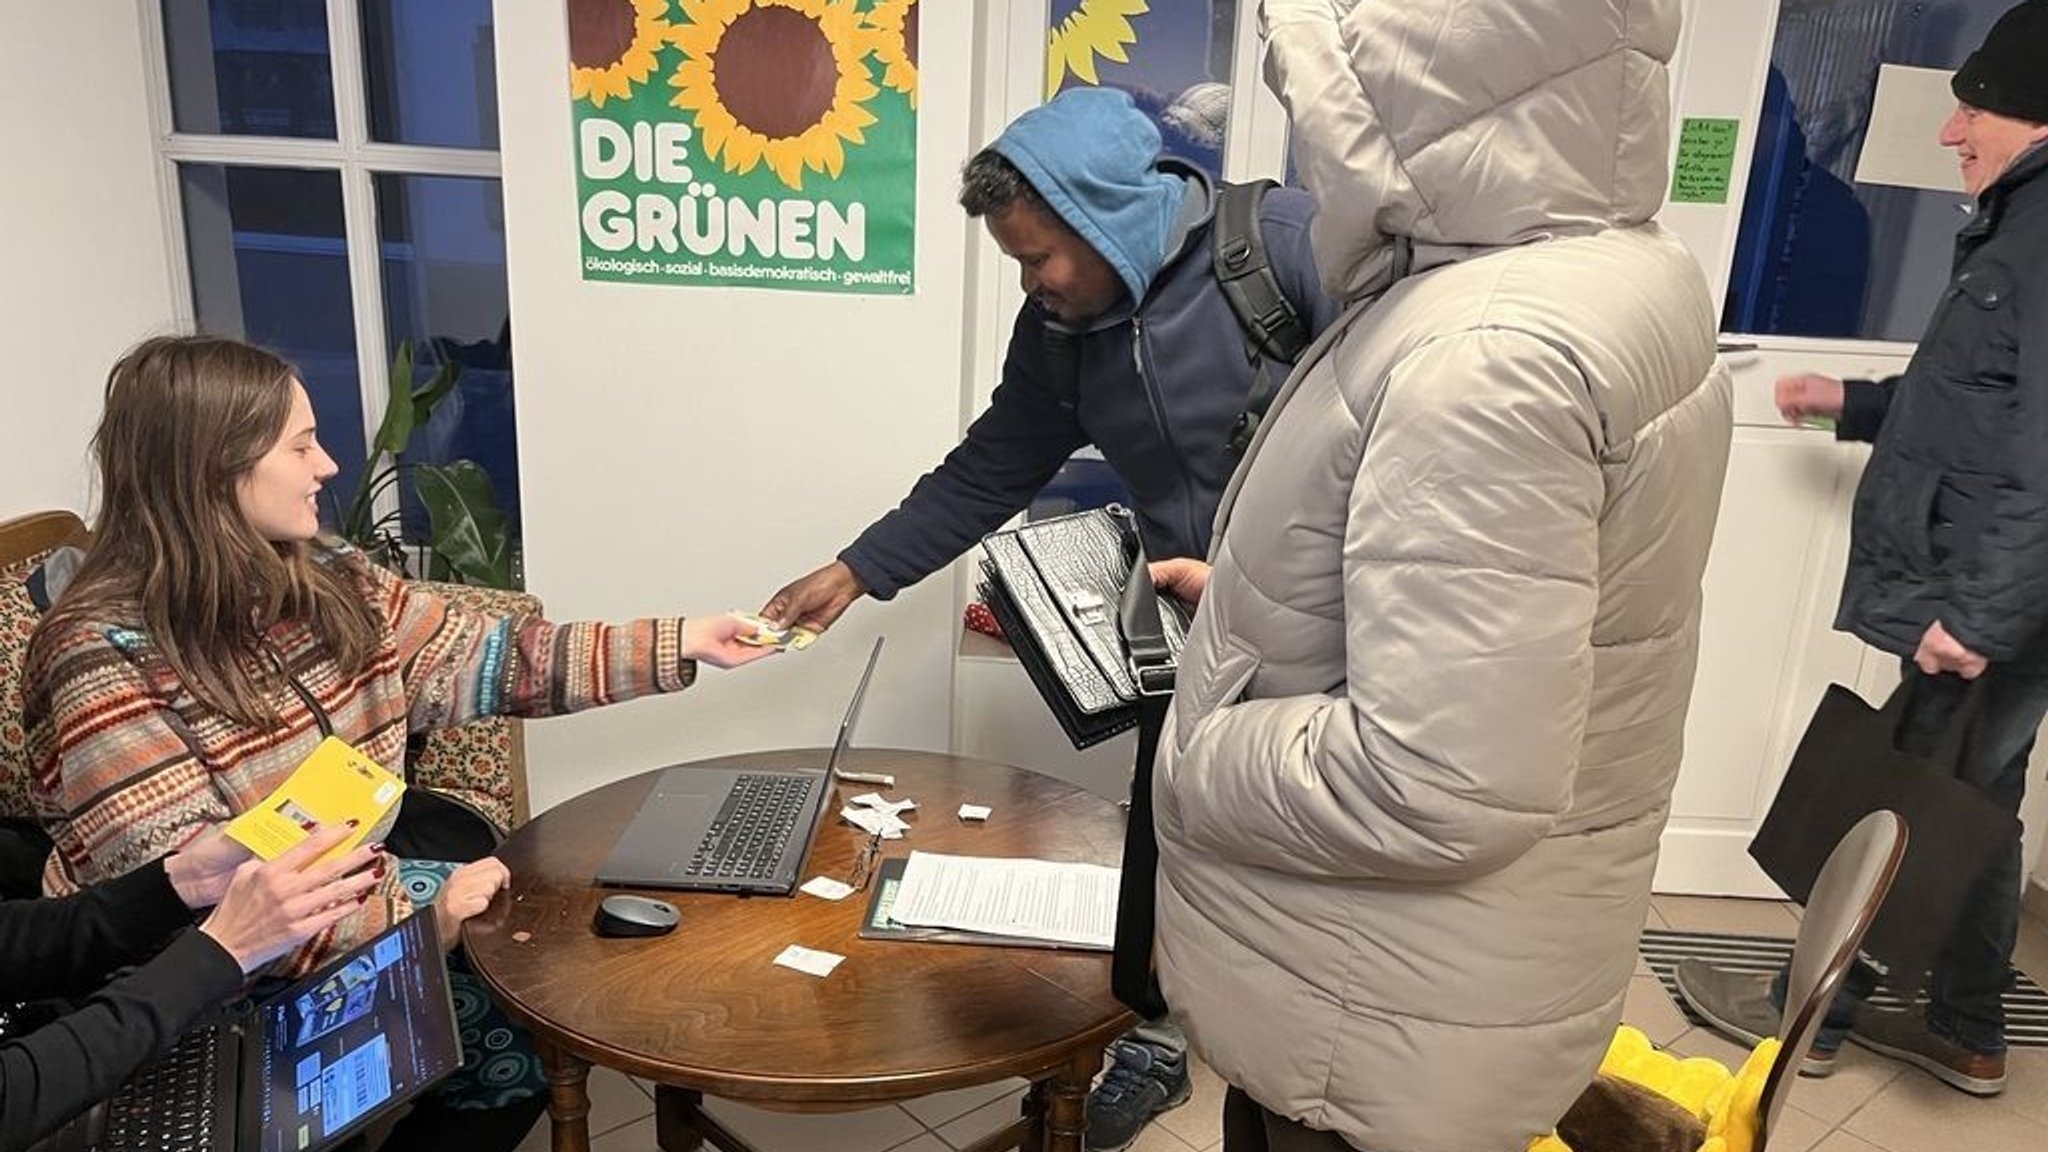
[0,3,178,521]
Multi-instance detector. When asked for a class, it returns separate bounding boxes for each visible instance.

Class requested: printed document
[887,851,1118,949]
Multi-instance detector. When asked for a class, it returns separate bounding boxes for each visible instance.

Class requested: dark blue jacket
[841,170,1338,598]
[1835,144,2048,665]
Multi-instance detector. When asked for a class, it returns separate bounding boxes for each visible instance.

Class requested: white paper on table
[1855,64,1967,193]
[773,944,845,977]
[957,804,992,821]
[840,806,907,839]
[851,792,918,816]
[800,876,855,901]
[887,851,1118,950]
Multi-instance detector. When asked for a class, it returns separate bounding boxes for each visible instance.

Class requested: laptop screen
[825,636,884,775]
[249,912,463,1152]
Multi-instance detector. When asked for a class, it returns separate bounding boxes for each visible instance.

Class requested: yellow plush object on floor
[1529,1025,1780,1152]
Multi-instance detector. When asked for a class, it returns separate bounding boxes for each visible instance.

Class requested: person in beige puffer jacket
[1148,2,1734,1149]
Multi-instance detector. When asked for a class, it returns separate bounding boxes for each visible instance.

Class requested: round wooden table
[463,749,1137,1152]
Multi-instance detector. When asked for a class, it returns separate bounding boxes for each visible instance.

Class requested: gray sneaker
[1085,1038,1192,1151]
[1671,959,1836,1077]
[1849,1007,2006,1096]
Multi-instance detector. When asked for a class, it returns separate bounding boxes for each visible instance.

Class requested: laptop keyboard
[101,1026,224,1151]
[682,773,814,880]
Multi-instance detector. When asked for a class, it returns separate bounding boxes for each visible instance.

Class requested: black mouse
[594,894,680,938]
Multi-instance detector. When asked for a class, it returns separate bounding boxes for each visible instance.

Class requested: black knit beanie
[1953,1,2048,123]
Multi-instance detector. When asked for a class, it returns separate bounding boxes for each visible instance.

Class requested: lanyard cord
[263,640,335,739]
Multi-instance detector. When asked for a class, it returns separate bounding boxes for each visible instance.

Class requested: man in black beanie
[1679,0,2048,1098]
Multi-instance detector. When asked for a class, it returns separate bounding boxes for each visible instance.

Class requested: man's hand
[1915,620,1988,679]
[1774,373,1846,426]
[434,857,511,951]
[762,561,867,633]
[682,614,783,670]
[1149,558,1213,607]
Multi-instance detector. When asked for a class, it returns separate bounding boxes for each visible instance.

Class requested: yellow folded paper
[224,736,405,862]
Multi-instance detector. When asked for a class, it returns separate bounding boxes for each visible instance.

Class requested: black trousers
[1223,1087,1359,1152]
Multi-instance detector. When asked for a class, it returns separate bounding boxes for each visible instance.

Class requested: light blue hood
[990,87,1188,303]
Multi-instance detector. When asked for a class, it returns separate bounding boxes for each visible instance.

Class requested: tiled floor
[512,900,2048,1152]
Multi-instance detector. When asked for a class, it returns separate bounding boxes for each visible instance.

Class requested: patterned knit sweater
[26,554,695,975]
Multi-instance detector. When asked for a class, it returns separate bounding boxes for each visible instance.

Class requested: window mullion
[330,0,399,542]
[138,0,197,329]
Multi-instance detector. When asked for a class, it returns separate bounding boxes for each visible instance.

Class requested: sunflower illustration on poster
[567,0,917,295]
[1045,0,1239,179]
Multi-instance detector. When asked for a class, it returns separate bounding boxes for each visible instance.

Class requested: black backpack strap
[1213,180,1310,456]
[1212,179,1310,366]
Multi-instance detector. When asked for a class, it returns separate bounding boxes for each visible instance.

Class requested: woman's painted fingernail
[368,842,386,855]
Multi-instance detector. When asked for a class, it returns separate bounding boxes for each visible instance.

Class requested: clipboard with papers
[857,852,1118,952]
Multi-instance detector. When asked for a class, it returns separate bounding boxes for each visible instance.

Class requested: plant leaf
[412,359,463,423]
[370,341,419,457]
[414,461,514,588]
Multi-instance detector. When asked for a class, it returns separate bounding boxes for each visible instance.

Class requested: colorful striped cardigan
[26,552,694,975]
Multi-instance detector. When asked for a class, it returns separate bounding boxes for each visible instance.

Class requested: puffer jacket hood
[1151,3,1731,1150]
[990,86,1189,304]
[1266,0,1678,301]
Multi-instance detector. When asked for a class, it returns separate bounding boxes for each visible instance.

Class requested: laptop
[95,910,462,1152]
[595,636,884,895]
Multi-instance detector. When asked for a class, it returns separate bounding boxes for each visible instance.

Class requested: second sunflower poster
[568,0,918,295]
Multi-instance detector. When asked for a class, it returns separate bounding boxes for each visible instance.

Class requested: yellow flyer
[224,736,405,861]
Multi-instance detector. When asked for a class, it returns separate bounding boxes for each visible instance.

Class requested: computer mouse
[594,894,680,938]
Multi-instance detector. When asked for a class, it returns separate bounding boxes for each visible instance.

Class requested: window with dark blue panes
[1723,0,2014,342]
[376,174,518,547]
[361,0,498,150]
[178,163,370,518]
[163,0,336,138]
[1028,1,1243,524]
[160,0,520,581]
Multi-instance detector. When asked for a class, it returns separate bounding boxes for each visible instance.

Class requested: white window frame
[137,0,504,527]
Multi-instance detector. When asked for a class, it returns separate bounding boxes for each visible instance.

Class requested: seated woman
[22,334,775,1142]
[1,824,382,1149]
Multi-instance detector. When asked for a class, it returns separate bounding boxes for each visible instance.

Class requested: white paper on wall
[1854,64,1967,194]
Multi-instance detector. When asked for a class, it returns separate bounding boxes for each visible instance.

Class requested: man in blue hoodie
[760,87,1337,1150]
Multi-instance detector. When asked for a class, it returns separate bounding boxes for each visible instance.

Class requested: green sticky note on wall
[1671,117,1740,204]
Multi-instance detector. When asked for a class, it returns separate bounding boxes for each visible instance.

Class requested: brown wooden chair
[1553,810,1908,1152]
[0,510,534,830]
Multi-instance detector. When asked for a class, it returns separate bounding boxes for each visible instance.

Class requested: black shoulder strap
[1212,179,1310,366]
[1213,180,1310,456]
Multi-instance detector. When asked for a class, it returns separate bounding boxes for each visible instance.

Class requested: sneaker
[1849,1007,2006,1096]
[1671,959,1837,1077]
[1085,1038,1192,1151]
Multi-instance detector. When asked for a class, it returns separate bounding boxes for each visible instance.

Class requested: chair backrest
[1,511,91,821]
[1758,809,1907,1148]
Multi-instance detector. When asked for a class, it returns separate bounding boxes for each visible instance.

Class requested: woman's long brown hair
[32,335,384,726]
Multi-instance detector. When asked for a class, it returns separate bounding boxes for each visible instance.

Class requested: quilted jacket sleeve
[1165,328,1603,882]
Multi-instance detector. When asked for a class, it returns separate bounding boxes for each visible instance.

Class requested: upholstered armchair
[0,511,535,839]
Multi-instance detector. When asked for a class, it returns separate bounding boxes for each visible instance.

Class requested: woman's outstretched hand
[684,612,784,669]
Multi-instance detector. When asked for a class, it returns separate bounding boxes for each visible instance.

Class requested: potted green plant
[332,342,516,589]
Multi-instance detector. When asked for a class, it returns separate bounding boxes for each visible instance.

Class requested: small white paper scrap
[773,944,845,978]
[835,770,896,787]
[958,804,993,821]
[840,806,908,839]
[851,792,918,815]
[800,876,855,901]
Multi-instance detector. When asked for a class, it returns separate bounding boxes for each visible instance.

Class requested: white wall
[492,2,985,812]
[0,3,178,520]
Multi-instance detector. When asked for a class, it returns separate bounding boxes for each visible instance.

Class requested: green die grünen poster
[568,0,918,294]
